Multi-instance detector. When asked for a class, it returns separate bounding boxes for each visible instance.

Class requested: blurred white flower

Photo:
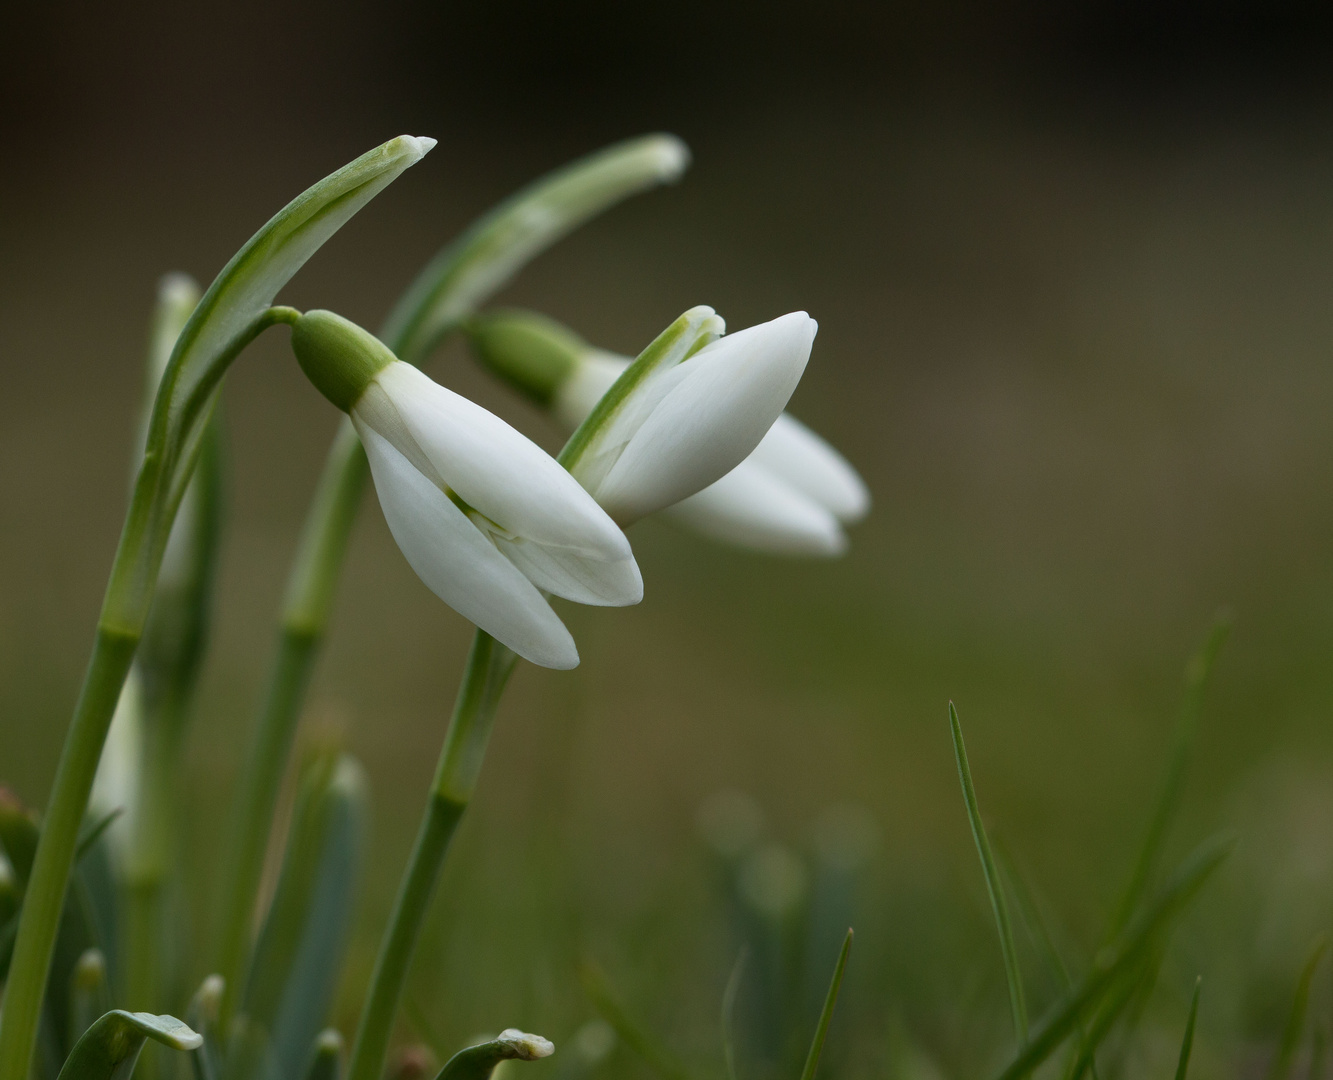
[471,308,868,554]
[291,310,641,669]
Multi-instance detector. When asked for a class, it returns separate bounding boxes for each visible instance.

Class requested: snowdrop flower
[466,309,868,554]
[289,310,641,669]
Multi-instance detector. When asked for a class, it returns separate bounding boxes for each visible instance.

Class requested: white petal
[489,531,644,606]
[663,461,847,556]
[356,420,579,669]
[749,414,870,523]
[595,312,817,524]
[366,364,633,565]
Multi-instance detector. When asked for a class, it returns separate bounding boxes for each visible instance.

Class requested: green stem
[0,627,139,1080]
[345,631,517,1080]
[215,421,366,1014]
[215,630,321,1010]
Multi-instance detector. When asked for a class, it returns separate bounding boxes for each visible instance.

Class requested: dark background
[7,1,1333,1072]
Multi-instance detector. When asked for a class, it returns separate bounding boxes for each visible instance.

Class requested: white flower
[471,308,868,555]
[291,310,641,669]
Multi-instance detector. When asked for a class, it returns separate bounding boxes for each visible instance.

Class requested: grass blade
[580,961,692,1080]
[1268,935,1328,1080]
[720,951,746,1080]
[950,702,1028,1042]
[1108,615,1230,938]
[433,1031,553,1080]
[1173,978,1201,1080]
[993,832,1233,1080]
[799,929,853,1080]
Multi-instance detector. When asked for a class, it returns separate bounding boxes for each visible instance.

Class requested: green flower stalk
[0,134,433,1080]
[213,133,691,1015]
[99,272,223,1080]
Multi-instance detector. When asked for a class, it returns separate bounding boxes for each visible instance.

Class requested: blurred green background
[6,1,1333,1075]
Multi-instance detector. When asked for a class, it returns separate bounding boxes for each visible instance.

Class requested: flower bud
[291,310,397,413]
[465,310,586,407]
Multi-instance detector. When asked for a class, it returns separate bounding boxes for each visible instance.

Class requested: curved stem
[345,631,517,1080]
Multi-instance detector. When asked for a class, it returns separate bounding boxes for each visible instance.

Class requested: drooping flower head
[467,308,869,554]
[289,310,641,669]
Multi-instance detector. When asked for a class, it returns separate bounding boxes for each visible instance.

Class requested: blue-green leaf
[240,753,368,1080]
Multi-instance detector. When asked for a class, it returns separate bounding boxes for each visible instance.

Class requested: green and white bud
[291,310,397,413]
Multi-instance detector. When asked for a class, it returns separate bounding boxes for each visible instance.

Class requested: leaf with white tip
[56,1010,201,1080]
[104,134,434,634]
[433,1030,554,1080]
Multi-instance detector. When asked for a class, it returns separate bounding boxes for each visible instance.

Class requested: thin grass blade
[993,832,1233,1080]
[580,961,692,1080]
[1173,978,1201,1080]
[950,702,1028,1042]
[720,950,746,1080]
[1267,935,1328,1080]
[1108,615,1230,938]
[799,929,853,1080]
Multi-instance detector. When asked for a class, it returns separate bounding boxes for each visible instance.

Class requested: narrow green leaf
[720,951,746,1080]
[993,834,1074,993]
[799,929,853,1080]
[55,1011,201,1080]
[68,950,111,1047]
[1108,614,1231,938]
[432,1031,554,1080]
[580,961,692,1080]
[1310,1023,1328,1080]
[1268,935,1328,1080]
[950,702,1028,1043]
[1173,978,1201,1080]
[104,134,434,634]
[303,1030,344,1080]
[74,809,122,863]
[241,753,368,1080]
[383,133,689,365]
[992,833,1233,1080]
[186,975,225,1080]
[1062,954,1159,1080]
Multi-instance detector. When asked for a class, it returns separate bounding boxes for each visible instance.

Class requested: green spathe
[465,310,586,406]
[292,311,397,413]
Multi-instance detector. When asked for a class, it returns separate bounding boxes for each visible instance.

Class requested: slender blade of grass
[720,950,746,1080]
[74,809,121,862]
[799,929,853,1080]
[993,834,1074,993]
[1173,978,1202,1080]
[1108,615,1231,938]
[580,961,692,1080]
[1267,935,1328,1080]
[992,833,1233,1080]
[1063,952,1159,1080]
[950,702,1028,1042]
[1310,1023,1328,1080]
